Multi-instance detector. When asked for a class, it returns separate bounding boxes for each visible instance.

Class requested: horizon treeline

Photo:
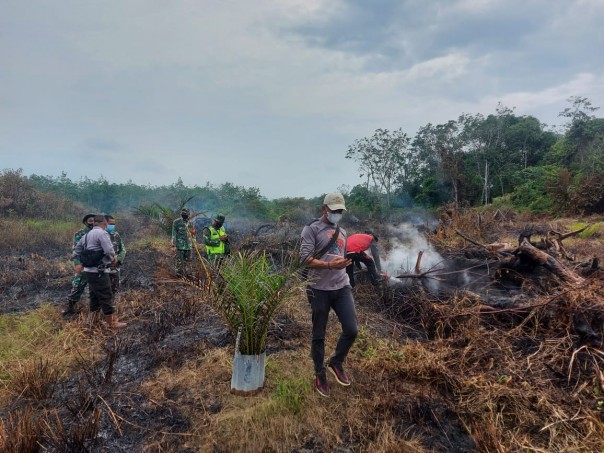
[345,97,604,217]
[1,97,603,222]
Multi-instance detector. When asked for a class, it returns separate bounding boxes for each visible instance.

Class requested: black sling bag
[301,223,340,280]
[79,233,105,267]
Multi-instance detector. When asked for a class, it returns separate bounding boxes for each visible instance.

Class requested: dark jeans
[85,271,114,315]
[346,252,379,287]
[307,286,358,374]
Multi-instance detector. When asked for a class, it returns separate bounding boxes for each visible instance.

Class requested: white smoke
[380,223,444,278]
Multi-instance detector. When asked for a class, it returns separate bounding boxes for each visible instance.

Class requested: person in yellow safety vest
[202,214,229,262]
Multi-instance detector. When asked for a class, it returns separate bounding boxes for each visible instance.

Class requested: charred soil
[1,211,604,452]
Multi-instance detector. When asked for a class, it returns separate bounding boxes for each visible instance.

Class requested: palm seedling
[133,195,202,237]
[205,250,304,355]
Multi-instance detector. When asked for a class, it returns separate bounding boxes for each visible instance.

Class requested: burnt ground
[0,236,483,452]
[1,217,604,452]
[0,246,160,314]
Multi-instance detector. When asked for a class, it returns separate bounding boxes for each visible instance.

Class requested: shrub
[0,168,83,219]
[568,172,604,214]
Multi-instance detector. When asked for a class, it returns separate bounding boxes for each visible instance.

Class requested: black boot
[62,301,76,316]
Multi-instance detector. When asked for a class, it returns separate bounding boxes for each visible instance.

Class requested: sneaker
[328,362,351,386]
[315,372,330,397]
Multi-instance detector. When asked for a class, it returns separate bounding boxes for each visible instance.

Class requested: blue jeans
[307,286,358,374]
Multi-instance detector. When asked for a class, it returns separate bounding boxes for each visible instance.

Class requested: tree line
[0,169,323,224]
[346,97,604,216]
[1,97,603,222]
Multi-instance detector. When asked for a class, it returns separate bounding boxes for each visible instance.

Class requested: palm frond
[196,250,305,354]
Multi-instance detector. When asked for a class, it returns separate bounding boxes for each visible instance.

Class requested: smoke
[380,223,444,277]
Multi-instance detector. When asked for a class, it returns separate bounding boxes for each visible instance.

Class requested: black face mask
[182,215,189,220]
[86,223,94,230]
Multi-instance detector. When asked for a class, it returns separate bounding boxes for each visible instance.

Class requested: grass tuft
[0,407,44,453]
[0,305,98,404]
[273,376,311,415]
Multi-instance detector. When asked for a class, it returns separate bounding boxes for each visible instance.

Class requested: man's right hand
[220,235,228,242]
[327,256,352,269]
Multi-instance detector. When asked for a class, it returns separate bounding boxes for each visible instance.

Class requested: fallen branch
[549,225,590,241]
[454,229,513,257]
[518,239,585,286]
[395,269,444,280]
[455,229,488,249]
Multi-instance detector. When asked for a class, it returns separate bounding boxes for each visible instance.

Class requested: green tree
[550,97,604,174]
[413,119,467,208]
[345,185,385,218]
[346,128,418,207]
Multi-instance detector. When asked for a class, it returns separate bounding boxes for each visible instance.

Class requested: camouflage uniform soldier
[104,215,126,297]
[171,208,195,276]
[62,213,95,316]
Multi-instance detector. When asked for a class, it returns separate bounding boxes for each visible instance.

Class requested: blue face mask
[106,225,115,232]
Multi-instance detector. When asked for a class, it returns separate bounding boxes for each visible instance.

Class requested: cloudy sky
[1,0,603,199]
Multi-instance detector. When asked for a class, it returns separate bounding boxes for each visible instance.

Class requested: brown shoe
[104,313,127,329]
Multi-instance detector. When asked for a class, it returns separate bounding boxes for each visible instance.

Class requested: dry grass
[137,292,435,452]
[396,287,604,452]
[0,253,73,298]
[0,305,101,404]
[140,342,431,453]
[134,260,604,452]
[0,218,75,254]
[2,208,603,451]
[0,406,44,453]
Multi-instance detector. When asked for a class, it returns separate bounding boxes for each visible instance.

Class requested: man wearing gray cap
[300,192,357,397]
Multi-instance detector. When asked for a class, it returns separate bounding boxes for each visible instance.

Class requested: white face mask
[327,212,342,224]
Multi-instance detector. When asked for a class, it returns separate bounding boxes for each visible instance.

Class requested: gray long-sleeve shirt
[300,219,350,291]
[72,226,116,273]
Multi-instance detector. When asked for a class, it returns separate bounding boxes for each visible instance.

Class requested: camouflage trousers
[176,249,192,276]
[109,269,121,295]
[207,252,226,266]
[67,272,88,304]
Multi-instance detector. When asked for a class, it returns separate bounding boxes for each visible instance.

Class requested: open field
[1,210,604,452]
